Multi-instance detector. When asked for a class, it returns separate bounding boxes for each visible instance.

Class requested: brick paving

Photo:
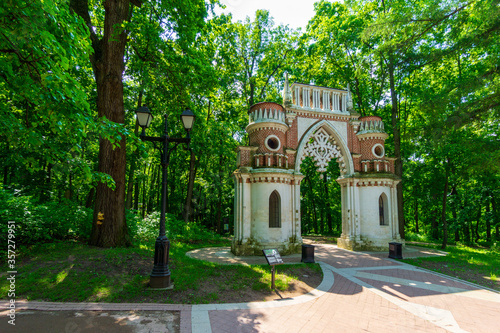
[1,244,499,332]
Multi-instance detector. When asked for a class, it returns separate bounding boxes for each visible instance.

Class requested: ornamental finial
[347,83,354,112]
[283,72,292,107]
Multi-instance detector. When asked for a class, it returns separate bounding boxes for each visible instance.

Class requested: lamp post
[135,106,195,289]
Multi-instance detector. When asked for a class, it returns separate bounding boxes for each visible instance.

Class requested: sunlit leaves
[0,0,94,170]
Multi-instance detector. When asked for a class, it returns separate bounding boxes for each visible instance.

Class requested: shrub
[132,211,223,245]
[0,187,93,246]
[404,231,435,243]
[0,187,223,248]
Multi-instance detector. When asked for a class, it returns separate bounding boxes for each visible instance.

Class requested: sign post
[262,249,284,289]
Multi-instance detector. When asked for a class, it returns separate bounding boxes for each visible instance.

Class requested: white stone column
[233,175,241,242]
[240,175,252,241]
[340,183,348,238]
[347,181,357,240]
[353,181,361,241]
[314,90,320,109]
[303,89,310,108]
[294,86,300,107]
[291,175,303,243]
[347,183,354,239]
[391,183,400,240]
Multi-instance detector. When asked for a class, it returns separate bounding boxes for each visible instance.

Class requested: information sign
[262,249,283,289]
[262,249,283,265]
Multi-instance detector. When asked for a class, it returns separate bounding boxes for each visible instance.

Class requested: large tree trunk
[72,0,132,247]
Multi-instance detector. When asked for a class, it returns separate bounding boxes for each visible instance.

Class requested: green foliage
[405,232,438,244]
[304,0,500,244]
[300,157,342,235]
[0,0,499,249]
[304,0,386,116]
[0,187,93,246]
[133,211,224,245]
[0,0,95,171]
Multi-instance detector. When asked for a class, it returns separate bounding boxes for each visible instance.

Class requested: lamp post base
[149,235,171,289]
[149,275,171,289]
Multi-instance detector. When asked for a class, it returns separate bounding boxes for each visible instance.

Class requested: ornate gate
[232,75,401,255]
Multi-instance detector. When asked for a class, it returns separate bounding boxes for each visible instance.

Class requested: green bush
[132,211,223,245]
[0,187,93,246]
[125,209,140,239]
[404,231,436,243]
[0,187,223,248]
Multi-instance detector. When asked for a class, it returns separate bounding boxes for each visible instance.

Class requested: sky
[216,0,320,30]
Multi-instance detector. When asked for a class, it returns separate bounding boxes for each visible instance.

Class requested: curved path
[1,244,499,332]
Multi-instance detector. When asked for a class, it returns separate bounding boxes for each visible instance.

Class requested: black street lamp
[135,106,195,289]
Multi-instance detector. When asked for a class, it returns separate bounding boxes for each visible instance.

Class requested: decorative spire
[283,72,292,107]
[347,83,354,112]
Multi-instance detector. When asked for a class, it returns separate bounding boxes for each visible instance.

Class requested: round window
[372,144,385,158]
[265,135,281,151]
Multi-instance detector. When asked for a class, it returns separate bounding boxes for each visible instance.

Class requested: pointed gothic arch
[295,120,354,176]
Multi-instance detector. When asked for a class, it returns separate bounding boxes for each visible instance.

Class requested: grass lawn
[403,243,500,291]
[0,239,322,304]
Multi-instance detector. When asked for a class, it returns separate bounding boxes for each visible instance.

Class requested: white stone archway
[232,77,402,255]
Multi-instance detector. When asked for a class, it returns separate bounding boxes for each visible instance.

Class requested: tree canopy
[1,0,499,247]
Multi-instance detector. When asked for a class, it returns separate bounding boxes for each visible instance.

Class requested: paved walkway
[1,244,499,332]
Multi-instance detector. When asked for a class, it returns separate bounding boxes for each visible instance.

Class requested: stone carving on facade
[302,127,346,173]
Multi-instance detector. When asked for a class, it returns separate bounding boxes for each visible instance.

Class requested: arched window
[269,190,281,228]
[379,194,388,226]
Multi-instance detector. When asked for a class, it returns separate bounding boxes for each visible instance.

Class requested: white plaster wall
[250,182,294,244]
[358,186,393,242]
[326,120,348,144]
[297,117,316,144]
